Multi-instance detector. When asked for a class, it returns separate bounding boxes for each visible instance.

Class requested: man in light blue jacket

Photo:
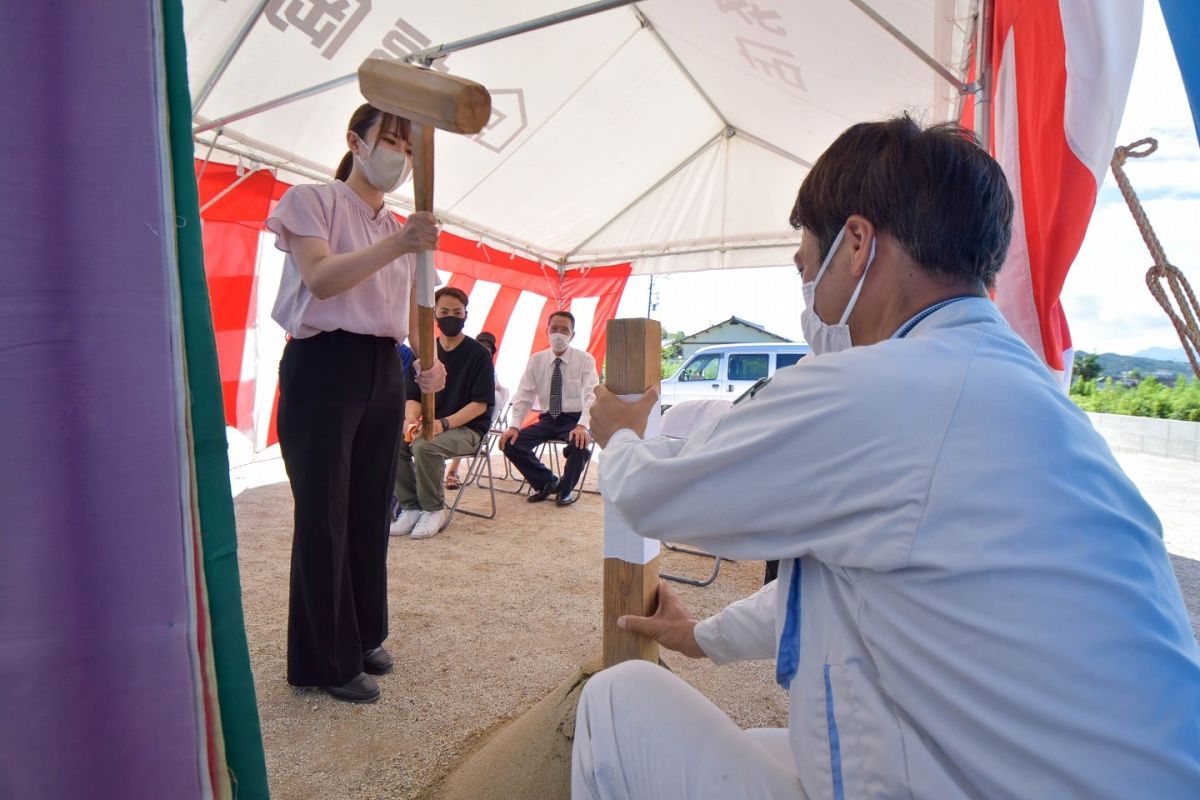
[575,115,1200,800]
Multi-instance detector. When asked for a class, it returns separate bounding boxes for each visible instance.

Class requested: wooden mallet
[357,58,492,439]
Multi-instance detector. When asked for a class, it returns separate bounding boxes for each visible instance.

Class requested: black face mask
[436,315,466,336]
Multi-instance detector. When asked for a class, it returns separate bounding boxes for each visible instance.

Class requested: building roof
[674,316,792,344]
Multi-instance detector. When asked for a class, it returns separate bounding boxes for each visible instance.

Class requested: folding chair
[443,432,496,524]
[539,438,596,502]
[490,425,596,503]
[444,414,503,525]
[661,543,725,587]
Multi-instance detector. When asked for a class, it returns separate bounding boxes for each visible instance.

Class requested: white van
[659,342,811,408]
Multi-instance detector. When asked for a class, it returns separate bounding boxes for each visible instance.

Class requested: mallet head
[357,59,492,135]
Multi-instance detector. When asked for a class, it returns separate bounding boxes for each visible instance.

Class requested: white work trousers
[572,660,806,799]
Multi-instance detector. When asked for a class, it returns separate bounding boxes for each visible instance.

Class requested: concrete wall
[1087,412,1200,462]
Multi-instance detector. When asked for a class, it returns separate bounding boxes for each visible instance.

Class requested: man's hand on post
[498,427,520,450]
[569,424,591,448]
[589,385,659,448]
[617,581,706,659]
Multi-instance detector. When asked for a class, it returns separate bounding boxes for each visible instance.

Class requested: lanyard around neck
[895,296,974,339]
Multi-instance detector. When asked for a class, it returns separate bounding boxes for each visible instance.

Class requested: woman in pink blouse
[266,103,445,704]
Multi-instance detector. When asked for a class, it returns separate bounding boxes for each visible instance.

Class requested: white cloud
[626,2,1200,356]
[1065,193,1200,354]
[617,267,804,340]
[1062,0,1200,355]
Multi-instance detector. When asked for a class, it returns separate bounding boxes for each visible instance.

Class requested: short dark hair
[548,310,575,330]
[435,286,469,307]
[476,331,497,355]
[790,114,1013,288]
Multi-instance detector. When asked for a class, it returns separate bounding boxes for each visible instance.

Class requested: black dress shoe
[363,646,394,675]
[555,489,577,507]
[324,673,379,704]
[527,477,560,503]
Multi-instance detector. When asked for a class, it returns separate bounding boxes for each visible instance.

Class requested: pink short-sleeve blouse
[267,180,414,341]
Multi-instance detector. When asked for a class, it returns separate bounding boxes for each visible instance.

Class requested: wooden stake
[602,318,662,668]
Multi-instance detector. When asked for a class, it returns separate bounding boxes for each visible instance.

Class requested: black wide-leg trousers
[277,330,404,687]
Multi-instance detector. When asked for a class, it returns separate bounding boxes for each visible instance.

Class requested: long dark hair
[334,103,412,182]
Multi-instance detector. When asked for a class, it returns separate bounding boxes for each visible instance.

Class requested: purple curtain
[1,3,206,797]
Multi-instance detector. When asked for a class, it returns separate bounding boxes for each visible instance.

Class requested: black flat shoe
[527,477,560,503]
[363,646,394,675]
[324,673,379,704]
[555,489,577,507]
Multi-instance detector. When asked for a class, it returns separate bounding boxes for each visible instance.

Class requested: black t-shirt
[405,335,496,438]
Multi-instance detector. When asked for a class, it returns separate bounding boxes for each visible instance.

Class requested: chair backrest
[490,386,512,430]
[490,400,512,433]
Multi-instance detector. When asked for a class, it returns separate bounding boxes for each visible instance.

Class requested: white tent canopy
[185,0,977,275]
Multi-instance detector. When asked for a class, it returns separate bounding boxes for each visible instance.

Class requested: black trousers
[503,411,590,494]
[277,330,404,687]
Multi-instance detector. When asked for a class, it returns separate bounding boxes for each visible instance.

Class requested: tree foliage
[1071,377,1200,422]
[1072,352,1101,382]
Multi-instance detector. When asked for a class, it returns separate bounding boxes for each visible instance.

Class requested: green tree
[1072,352,1101,383]
[1071,376,1200,421]
[661,329,685,377]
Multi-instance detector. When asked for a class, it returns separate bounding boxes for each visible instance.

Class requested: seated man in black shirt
[390,287,495,540]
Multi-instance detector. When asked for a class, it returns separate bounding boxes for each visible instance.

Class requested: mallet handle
[412,123,437,441]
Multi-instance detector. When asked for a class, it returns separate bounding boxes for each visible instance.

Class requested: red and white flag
[968,0,1142,383]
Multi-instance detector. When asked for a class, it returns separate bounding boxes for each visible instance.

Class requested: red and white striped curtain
[196,162,631,449]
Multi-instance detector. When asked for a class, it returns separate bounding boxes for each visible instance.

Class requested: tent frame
[190,0,990,275]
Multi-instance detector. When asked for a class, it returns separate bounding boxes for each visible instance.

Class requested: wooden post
[601,318,662,668]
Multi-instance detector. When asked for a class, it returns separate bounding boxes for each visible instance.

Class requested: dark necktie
[549,357,563,418]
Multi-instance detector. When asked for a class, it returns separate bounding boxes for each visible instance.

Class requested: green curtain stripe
[162,0,270,796]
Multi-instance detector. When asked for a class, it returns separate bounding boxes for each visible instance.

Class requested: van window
[728,353,768,381]
[680,353,721,382]
[776,352,805,369]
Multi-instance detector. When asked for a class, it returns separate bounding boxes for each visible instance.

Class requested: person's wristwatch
[439,417,451,431]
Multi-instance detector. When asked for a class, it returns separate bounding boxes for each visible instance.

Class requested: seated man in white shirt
[499,311,599,506]
[573,116,1200,799]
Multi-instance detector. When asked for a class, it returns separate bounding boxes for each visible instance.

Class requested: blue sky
[619,2,1198,357]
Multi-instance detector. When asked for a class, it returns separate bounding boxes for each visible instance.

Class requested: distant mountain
[1077,350,1193,379]
[1133,346,1189,363]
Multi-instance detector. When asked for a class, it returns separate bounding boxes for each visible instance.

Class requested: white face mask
[800,225,876,356]
[353,133,411,193]
[549,332,571,353]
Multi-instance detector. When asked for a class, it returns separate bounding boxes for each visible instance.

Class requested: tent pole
[564,130,726,260]
[736,128,812,168]
[975,0,995,152]
[407,0,641,66]
[199,167,266,215]
[191,0,270,118]
[194,0,640,134]
[633,6,728,126]
[846,0,969,92]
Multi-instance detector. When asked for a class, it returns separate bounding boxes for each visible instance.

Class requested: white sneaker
[389,509,422,537]
[411,508,447,540]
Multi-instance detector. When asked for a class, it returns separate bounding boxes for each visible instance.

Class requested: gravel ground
[233,454,786,800]
[230,447,1200,799]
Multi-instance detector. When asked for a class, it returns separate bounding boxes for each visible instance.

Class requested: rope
[1110,138,1200,379]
